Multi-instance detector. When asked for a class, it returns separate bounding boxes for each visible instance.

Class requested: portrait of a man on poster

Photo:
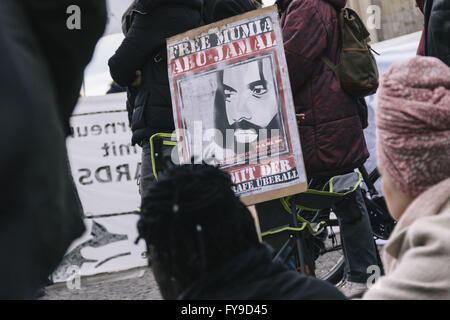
[203,54,289,168]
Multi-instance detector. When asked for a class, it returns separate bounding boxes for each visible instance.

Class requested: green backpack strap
[321,55,338,75]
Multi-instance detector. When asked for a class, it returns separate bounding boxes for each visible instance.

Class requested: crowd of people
[0,0,448,301]
[124,0,450,300]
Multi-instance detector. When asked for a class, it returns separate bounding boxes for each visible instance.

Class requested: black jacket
[178,244,346,300]
[109,0,204,145]
[202,0,258,25]
[424,0,450,66]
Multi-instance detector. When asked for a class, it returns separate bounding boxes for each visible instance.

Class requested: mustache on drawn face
[228,120,263,144]
[229,119,262,132]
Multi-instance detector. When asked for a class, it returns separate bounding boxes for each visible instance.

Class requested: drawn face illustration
[207,56,283,165]
[218,58,279,144]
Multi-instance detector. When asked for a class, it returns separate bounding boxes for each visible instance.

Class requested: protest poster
[167,6,307,205]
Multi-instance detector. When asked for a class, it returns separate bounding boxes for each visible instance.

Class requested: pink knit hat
[376,56,450,198]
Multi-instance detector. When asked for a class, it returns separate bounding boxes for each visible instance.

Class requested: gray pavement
[41,243,385,300]
[41,254,344,300]
[41,267,162,300]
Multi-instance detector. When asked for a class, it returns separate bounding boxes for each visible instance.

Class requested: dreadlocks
[137,164,260,290]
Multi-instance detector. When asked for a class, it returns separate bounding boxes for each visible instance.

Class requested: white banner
[52,93,147,283]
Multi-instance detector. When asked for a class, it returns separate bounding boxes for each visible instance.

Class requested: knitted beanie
[376,56,450,198]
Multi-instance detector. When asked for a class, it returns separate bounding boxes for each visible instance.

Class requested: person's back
[137,164,346,300]
[109,0,204,146]
[276,0,368,177]
[265,0,378,298]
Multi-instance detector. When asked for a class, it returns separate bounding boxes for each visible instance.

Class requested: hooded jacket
[363,178,450,300]
[276,0,369,177]
[109,0,203,145]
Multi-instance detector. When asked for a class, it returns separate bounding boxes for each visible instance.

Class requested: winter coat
[202,0,258,25]
[277,0,369,178]
[363,178,450,300]
[179,244,346,300]
[0,0,106,299]
[424,0,450,66]
[109,0,204,145]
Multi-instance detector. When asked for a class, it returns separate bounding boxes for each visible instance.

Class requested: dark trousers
[139,140,176,200]
[139,141,156,199]
[332,187,379,283]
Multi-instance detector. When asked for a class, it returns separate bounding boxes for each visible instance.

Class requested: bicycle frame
[273,200,324,277]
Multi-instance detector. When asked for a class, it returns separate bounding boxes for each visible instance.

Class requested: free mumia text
[169,17,276,74]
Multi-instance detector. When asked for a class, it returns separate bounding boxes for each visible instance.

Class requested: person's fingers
[296,113,305,126]
[131,70,142,87]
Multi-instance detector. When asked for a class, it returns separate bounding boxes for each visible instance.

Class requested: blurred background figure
[0,0,106,299]
[415,0,450,66]
[363,56,450,299]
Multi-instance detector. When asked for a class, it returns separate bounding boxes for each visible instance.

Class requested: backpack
[321,8,380,98]
[282,4,379,129]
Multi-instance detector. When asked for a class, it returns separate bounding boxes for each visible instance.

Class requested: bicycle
[258,165,396,284]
